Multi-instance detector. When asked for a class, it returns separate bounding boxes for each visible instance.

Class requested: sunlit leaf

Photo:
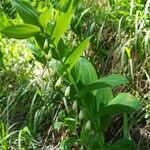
[52,11,74,44]
[1,24,41,39]
[65,37,91,72]
[39,8,52,28]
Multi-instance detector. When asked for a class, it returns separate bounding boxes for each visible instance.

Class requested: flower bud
[79,110,84,120]
[64,86,70,97]
[72,100,77,110]
[85,120,91,130]
[47,50,52,61]
[43,39,48,49]
[55,77,62,88]
[63,97,69,113]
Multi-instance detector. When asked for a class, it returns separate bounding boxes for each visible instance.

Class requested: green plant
[1,0,142,149]
[0,122,37,149]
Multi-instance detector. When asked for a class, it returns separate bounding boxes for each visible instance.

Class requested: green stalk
[99,132,105,150]
[97,117,105,149]
[60,60,79,94]
[129,59,134,83]
[123,114,128,138]
[67,71,79,94]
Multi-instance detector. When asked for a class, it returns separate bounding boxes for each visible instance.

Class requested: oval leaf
[108,138,136,150]
[1,24,41,39]
[99,74,129,87]
[79,57,98,84]
[101,93,142,115]
[71,57,98,84]
[78,74,128,97]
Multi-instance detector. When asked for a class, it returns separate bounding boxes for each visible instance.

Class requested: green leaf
[99,115,111,132]
[96,88,113,111]
[57,38,70,59]
[75,8,90,28]
[52,11,74,44]
[14,0,40,26]
[73,0,81,7]
[78,82,111,97]
[99,74,128,87]
[83,93,97,118]
[71,57,98,84]
[64,118,76,131]
[108,138,136,150]
[101,93,142,115]
[39,8,52,28]
[59,0,73,12]
[80,124,90,146]
[34,34,46,49]
[71,59,82,84]
[87,133,101,150]
[65,37,91,72]
[1,24,41,39]
[0,50,4,69]
[78,74,128,97]
[60,137,78,150]
[28,43,46,64]
[79,57,98,84]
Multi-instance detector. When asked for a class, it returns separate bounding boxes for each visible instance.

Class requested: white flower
[43,39,48,49]
[64,86,70,97]
[79,110,84,120]
[72,101,77,110]
[85,120,91,130]
[55,77,62,87]
[47,50,52,60]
